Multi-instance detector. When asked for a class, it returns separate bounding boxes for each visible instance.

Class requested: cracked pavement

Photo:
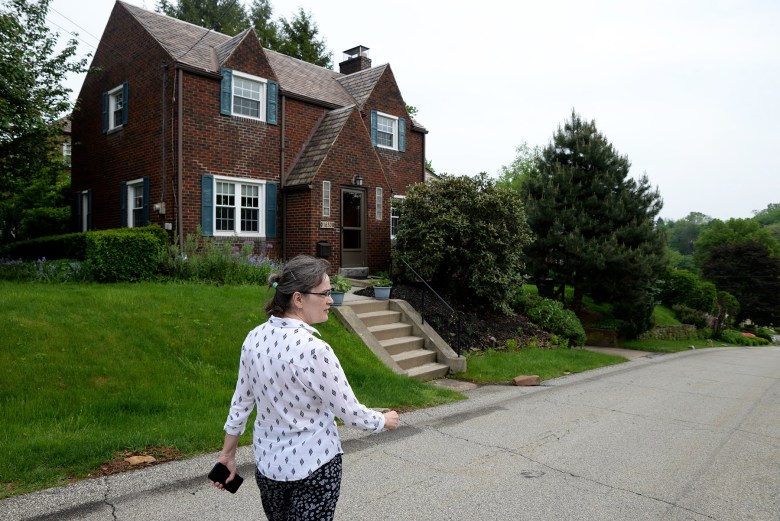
[2,346,778,521]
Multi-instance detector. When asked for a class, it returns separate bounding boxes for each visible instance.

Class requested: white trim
[390,195,405,238]
[211,176,266,238]
[322,181,331,217]
[375,187,383,220]
[231,70,267,122]
[375,111,398,150]
[108,84,124,130]
[126,177,144,228]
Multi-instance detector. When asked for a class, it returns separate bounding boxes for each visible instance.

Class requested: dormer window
[370,110,406,152]
[220,69,278,124]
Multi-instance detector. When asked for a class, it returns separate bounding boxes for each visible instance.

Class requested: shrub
[719,329,770,346]
[671,304,710,329]
[394,173,531,313]
[658,268,716,312]
[18,207,70,240]
[1,232,88,261]
[85,229,165,282]
[513,292,586,346]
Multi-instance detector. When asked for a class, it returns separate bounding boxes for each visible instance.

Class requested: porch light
[353,175,364,186]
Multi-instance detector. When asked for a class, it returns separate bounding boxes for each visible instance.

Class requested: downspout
[281,95,286,259]
[177,67,184,251]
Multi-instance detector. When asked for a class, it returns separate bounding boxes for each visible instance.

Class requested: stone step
[406,362,450,381]
[379,335,425,355]
[392,349,437,370]
[368,322,412,341]
[357,309,402,327]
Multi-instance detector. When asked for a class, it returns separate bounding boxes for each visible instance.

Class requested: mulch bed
[355,282,551,352]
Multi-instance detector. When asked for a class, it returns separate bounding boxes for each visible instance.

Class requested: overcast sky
[47,0,779,222]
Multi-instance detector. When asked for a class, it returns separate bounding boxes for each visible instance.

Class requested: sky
[45,0,780,222]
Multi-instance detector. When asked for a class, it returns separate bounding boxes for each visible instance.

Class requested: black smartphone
[208,462,244,493]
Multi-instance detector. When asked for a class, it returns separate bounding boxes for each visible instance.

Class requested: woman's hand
[384,410,399,430]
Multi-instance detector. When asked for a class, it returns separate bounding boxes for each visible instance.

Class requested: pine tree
[522,110,666,335]
[156,0,249,36]
[273,8,332,68]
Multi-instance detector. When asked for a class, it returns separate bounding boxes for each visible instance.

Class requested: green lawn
[453,347,627,384]
[0,282,463,498]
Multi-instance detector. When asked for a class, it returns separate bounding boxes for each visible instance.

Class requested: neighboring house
[71,1,427,273]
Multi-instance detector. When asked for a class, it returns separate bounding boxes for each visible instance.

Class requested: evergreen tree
[0,0,87,242]
[522,110,666,335]
[273,8,332,68]
[156,0,248,36]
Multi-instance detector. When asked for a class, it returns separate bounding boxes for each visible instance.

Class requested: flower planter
[373,286,392,300]
[330,291,346,306]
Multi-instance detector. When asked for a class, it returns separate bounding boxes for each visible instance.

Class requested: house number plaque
[319,221,336,229]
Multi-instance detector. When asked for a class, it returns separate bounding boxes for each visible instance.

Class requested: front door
[341,188,365,267]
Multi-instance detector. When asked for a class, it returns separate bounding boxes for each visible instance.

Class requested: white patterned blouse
[224,315,386,481]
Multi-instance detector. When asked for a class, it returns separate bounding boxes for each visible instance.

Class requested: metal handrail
[398,258,463,356]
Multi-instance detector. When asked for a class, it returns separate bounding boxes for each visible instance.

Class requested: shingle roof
[285,106,355,187]
[118,1,368,108]
[336,65,387,109]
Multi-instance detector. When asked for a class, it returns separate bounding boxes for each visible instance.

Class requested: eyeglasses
[302,290,332,298]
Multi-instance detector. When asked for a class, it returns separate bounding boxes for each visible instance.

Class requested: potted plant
[329,274,352,306]
[372,272,393,301]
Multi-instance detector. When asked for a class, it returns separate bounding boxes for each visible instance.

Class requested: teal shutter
[120,182,127,227]
[267,80,278,125]
[398,117,406,152]
[370,110,377,146]
[122,81,129,125]
[265,183,277,238]
[201,175,214,236]
[102,92,108,133]
[220,69,232,115]
[75,192,83,231]
[142,176,150,225]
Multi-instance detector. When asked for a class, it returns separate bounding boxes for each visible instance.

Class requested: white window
[63,141,72,166]
[391,195,404,238]
[108,85,125,130]
[376,112,398,150]
[213,176,265,237]
[375,187,383,220]
[322,181,331,217]
[126,178,144,228]
[232,71,266,121]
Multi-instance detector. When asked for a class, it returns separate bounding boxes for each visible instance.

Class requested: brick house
[71,1,426,273]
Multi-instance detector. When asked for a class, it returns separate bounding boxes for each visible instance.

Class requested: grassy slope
[0,282,462,497]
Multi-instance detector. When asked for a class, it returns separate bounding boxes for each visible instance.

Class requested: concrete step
[368,322,413,341]
[380,335,425,355]
[392,349,437,370]
[406,362,450,381]
[343,299,389,314]
[357,309,402,327]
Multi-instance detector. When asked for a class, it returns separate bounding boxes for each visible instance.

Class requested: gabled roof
[336,65,387,109]
[285,106,355,187]
[118,1,379,109]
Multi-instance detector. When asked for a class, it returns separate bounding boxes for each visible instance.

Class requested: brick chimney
[339,45,371,75]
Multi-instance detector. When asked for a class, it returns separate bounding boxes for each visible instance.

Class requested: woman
[212,255,399,520]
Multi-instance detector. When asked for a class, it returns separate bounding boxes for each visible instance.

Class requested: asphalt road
[2,346,778,521]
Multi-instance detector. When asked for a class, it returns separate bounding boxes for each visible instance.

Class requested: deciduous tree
[0,0,87,242]
[702,241,780,326]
